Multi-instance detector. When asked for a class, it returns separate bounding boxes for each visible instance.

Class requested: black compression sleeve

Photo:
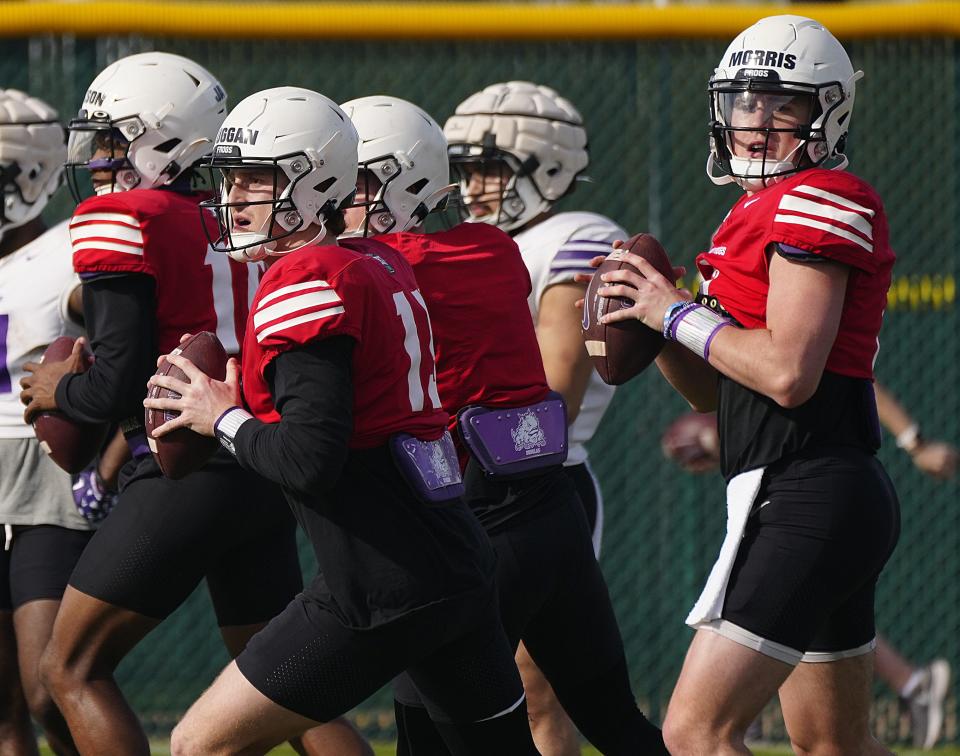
[232,337,354,495]
[54,274,157,424]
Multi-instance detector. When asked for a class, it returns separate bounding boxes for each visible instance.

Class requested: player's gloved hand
[71,467,118,523]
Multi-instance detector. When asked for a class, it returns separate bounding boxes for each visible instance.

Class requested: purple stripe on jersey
[555,245,612,260]
[561,238,617,248]
[0,314,10,393]
[554,248,608,263]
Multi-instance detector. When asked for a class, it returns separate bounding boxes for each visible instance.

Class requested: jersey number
[393,290,441,412]
[0,315,9,393]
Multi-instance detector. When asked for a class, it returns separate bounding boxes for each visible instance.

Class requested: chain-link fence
[6,29,959,744]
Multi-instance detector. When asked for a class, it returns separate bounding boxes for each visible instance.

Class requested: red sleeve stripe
[258,279,331,308]
[255,306,346,343]
[253,289,342,329]
[791,184,875,217]
[773,213,873,253]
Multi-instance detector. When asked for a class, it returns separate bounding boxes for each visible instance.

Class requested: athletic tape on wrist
[668,303,732,361]
[214,406,254,455]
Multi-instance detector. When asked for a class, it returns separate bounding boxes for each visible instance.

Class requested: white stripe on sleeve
[773,214,873,253]
[778,195,873,239]
[70,223,145,245]
[70,212,143,228]
[258,280,331,308]
[791,185,875,217]
[256,307,346,343]
[71,239,144,256]
[253,289,342,329]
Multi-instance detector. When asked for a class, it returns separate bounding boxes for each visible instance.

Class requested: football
[145,332,228,480]
[661,411,720,473]
[581,232,675,385]
[32,337,110,474]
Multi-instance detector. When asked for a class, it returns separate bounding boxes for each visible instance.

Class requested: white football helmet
[66,51,227,198]
[0,90,65,242]
[340,95,454,236]
[443,81,588,233]
[707,15,863,191]
[202,87,359,263]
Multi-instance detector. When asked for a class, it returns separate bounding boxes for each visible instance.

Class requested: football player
[442,81,624,754]
[16,54,337,755]
[340,94,665,756]
[142,87,539,756]
[595,16,899,754]
[0,89,89,755]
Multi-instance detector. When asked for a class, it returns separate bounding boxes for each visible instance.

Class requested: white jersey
[515,211,625,466]
[0,221,82,437]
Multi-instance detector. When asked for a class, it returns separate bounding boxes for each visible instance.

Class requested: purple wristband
[703,321,733,361]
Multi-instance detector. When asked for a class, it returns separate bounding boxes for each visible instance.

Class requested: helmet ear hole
[155,138,182,153]
[406,178,429,195]
[315,176,336,193]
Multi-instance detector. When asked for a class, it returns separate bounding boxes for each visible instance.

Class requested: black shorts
[0,525,93,612]
[237,581,523,724]
[69,450,302,627]
[718,447,900,663]
[397,465,627,706]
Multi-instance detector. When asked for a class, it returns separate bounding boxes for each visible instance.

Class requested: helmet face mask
[447,145,538,231]
[348,158,402,237]
[203,151,339,263]
[709,80,828,188]
[65,120,137,199]
[707,15,862,192]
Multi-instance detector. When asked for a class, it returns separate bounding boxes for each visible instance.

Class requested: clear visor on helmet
[66,117,139,200]
[716,89,816,134]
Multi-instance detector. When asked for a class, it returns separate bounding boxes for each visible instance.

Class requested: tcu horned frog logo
[511,410,547,456]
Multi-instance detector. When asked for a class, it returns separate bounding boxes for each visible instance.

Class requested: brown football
[145,332,228,480]
[32,336,110,474]
[581,233,675,385]
[661,411,720,473]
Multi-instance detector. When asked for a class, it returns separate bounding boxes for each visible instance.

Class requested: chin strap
[705,154,734,187]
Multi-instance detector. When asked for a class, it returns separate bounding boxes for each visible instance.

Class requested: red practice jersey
[70,189,255,355]
[696,169,894,379]
[380,223,549,426]
[242,238,449,448]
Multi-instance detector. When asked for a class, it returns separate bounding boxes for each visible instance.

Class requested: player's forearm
[541,350,593,425]
[56,275,157,424]
[655,342,719,412]
[231,340,354,495]
[873,382,913,436]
